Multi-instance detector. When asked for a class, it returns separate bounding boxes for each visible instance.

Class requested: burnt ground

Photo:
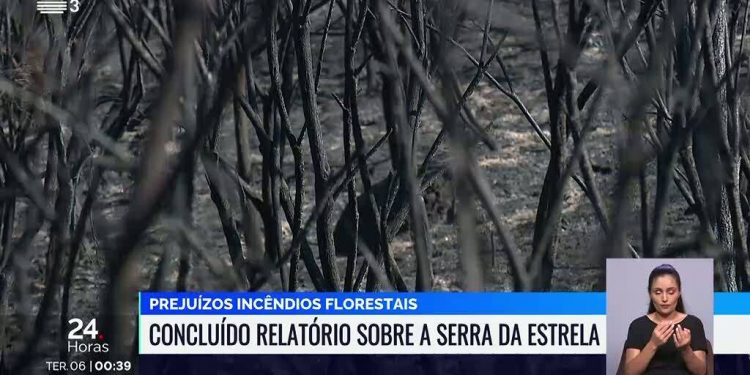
[3,1,700,372]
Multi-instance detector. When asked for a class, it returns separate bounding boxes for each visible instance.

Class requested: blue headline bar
[139,292,750,315]
[139,292,606,315]
[715,293,750,314]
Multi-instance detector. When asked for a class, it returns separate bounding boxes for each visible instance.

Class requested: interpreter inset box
[606,259,713,375]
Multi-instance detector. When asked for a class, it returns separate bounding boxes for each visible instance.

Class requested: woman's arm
[623,344,658,375]
[623,320,674,375]
[680,348,706,375]
[675,324,707,374]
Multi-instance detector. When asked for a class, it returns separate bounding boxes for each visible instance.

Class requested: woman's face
[650,275,681,316]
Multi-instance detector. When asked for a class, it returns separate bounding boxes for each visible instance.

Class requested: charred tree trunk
[293,0,340,291]
[694,0,748,291]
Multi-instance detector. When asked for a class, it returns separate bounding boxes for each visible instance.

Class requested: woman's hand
[648,320,674,348]
[674,324,692,350]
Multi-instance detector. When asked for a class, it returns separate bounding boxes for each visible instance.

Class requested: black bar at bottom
[138,354,750,375]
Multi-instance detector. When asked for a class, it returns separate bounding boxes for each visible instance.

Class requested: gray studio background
[605,258,714,375]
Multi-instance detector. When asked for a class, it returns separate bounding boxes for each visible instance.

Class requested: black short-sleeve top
[624,314,708,374]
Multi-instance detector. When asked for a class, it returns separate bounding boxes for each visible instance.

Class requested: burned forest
[1,0,750,373]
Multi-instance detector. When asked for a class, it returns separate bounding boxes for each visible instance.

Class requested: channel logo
[37,0,81,14]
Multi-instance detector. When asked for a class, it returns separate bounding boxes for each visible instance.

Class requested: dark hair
[647,264,686,313]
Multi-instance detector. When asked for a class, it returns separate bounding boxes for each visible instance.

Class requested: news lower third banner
[138,292,750,356]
